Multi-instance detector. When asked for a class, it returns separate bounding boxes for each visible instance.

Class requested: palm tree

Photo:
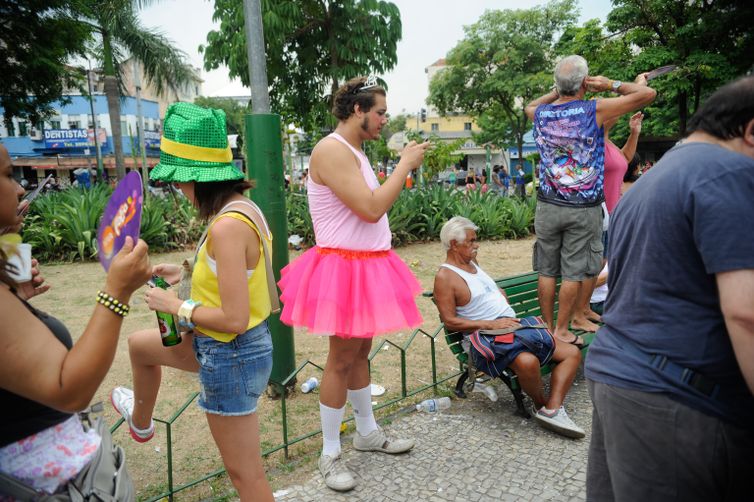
[80,0,196,180]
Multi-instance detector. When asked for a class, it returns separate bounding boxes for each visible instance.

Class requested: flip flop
[559,334,585,348]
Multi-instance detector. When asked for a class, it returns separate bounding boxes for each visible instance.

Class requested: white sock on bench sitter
[348,385,378,436]
[320,402,345,457]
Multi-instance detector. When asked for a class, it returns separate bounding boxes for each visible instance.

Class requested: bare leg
[127,329,199,430]
[545,339,581,410]
[571,277,600,332]
[320,336,370,409]
[538,275,557,331]
[554,280,580,343]
[206,413,274,502]
[508,352,546,409]
[346,338,373,391]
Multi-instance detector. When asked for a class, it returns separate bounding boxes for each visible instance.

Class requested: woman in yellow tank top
[110,103,274,501]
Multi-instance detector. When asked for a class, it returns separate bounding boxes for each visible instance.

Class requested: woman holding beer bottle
[111,103,275,501]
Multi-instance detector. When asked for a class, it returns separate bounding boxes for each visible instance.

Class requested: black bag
[0,406,135,501]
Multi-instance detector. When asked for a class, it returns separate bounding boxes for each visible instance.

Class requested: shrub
[285,185,535,248]
[21,185,535,262]
[21,186,199,262]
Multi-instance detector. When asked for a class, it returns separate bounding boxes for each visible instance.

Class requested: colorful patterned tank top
[534,99,605,207]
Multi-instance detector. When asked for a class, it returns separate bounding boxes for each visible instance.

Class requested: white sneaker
[533,406,585,439]
[319,453,356,492]
[110,387,155,443]
[353,426,415,454]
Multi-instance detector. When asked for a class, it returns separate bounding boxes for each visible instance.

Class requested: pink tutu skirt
[278,246,423,338]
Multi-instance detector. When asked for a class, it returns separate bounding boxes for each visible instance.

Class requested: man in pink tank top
[278,76,430,492]
[433,216,585,439]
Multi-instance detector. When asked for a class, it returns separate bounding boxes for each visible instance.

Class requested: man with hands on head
[525,55,655,349]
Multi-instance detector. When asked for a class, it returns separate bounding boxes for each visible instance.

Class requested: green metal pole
[245,114,296,394]
[243,0,296,394]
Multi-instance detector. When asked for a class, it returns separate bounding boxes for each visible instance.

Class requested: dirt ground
[30,236,534,500]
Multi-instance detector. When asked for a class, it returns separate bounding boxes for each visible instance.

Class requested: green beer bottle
[152,275,182,346]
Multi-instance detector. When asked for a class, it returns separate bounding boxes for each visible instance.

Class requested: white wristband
[178,299,201,328]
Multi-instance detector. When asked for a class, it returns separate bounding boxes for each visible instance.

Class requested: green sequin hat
[150,102,244,183]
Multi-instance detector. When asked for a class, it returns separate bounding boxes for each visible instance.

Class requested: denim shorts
[193,321,273,416]
[470,325,555,378]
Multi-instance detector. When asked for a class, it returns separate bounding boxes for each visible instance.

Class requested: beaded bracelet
[96,290,130,317]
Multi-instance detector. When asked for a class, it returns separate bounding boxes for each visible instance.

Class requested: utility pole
[133,64,149,196]
[243,0,295,395]
[86,60,104,182]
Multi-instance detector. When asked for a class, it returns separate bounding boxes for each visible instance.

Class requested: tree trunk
[678,89,688,137]
[102,30,125,180]
[693,75,702,116]
[105,75,126,180]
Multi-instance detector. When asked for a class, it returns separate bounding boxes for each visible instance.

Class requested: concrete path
[274,371,592,501]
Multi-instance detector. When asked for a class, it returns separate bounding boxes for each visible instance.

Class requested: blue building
[0,94,161,184]
[507,129,538,175]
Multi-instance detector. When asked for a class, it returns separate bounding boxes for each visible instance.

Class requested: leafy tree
[78,0,196,179]
[201,0,402,132]
[194,96,247,148]
[606,0,754,136]
[364,135,393,167]
[428,0,578,161]
[0,1,90,127]
[422,137,464,182]
[294,133,318,156]
[381,113,409,140]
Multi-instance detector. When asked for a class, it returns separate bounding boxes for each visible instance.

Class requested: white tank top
[440,262,516,320]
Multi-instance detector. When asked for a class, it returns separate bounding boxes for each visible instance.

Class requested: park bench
[423,271,595,417]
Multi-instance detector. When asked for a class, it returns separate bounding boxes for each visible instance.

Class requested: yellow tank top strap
[204,211,266,258]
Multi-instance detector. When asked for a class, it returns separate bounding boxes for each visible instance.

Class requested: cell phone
[17,174,54,216]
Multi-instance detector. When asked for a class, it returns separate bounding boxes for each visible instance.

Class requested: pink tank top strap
[327,132,366,163]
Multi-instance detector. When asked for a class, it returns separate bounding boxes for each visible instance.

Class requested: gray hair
[554,55,589,96]
[440,216,479,251]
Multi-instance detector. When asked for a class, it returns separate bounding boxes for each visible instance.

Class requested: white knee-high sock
[320,402,345,457]
[348,385,378,436]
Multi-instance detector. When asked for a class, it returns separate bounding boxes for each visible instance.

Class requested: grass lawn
[30,236,534,500]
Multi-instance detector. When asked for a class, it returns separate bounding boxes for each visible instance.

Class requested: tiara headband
[352,75,379,94]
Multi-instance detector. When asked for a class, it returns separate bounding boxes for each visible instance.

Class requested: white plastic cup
[300,377,319,393]
[7,243,32,282]
[472,382,499,402]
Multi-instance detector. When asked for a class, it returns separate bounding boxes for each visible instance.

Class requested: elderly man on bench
[433,216,585,438]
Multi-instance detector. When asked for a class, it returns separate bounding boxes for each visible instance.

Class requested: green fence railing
[111,324,461,501]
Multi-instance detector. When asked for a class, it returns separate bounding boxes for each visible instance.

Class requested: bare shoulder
[311,137,352,164]
[210,214,255,242]
[434,266,459,292]
[311,137,358,169]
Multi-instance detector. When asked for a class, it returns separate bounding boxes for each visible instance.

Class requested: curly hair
[332,77,386,121]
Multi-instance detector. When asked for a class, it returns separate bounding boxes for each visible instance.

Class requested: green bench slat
[495,271,539,288]
[502,282,539,296]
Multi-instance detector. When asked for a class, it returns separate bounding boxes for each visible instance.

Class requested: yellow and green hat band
[160,136,233,163]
